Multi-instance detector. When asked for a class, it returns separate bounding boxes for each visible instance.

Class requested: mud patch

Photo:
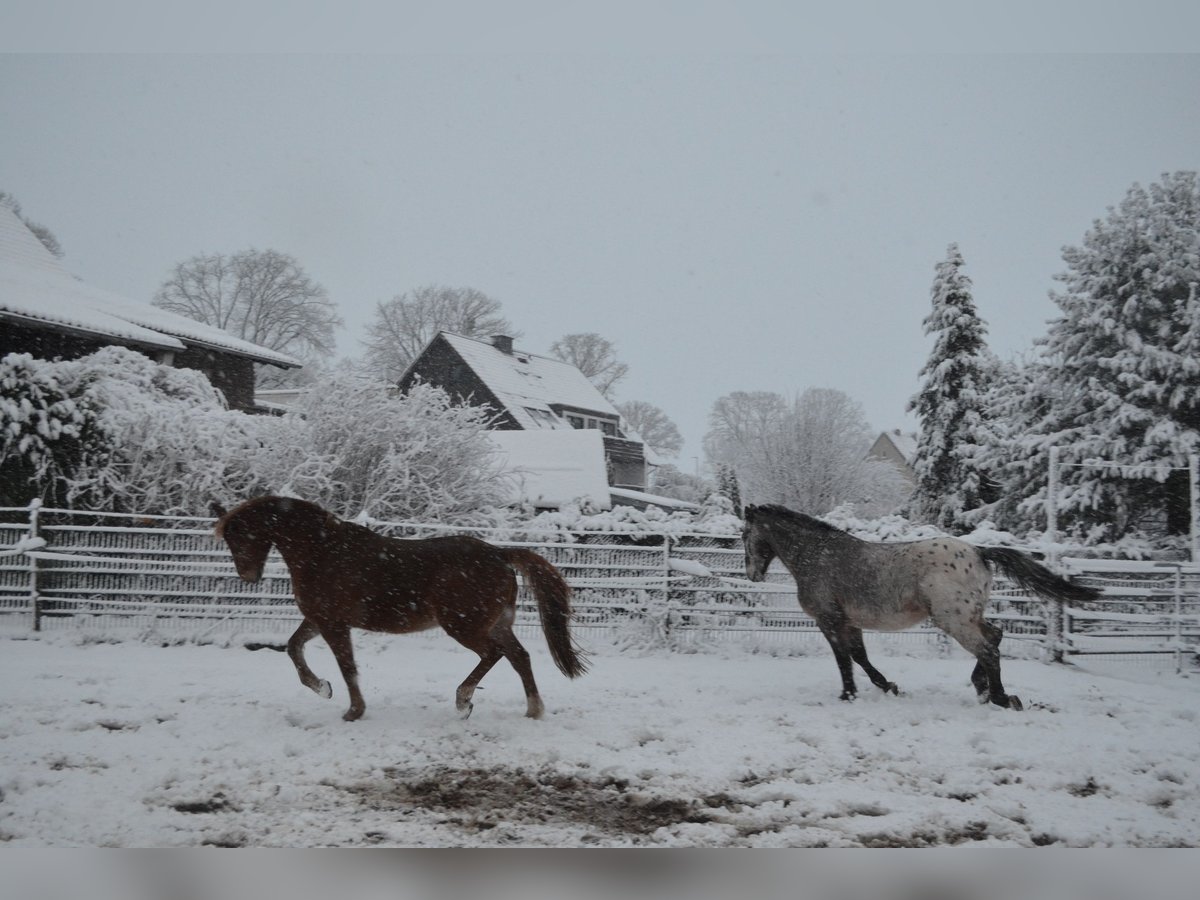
[336,765,732,838]
[173,792,233,814]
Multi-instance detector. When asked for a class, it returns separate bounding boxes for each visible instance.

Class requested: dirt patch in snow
[335,765,735,840]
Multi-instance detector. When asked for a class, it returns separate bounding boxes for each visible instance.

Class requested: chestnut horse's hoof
[316,680,332,699]
[458,701,474,720]
[343,707,364,722]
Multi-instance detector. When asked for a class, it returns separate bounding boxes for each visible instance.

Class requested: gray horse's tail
[977,546,1100,605]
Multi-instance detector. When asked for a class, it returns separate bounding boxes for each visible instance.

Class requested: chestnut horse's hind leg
[319,623,366,721]
[287,619,333,700]
[496,627,544,719]
[455,647,503,719]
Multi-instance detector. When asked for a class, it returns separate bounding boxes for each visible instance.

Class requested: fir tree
[1019,171,1200,541]
[716,463,742,517]
[908,244,996,532]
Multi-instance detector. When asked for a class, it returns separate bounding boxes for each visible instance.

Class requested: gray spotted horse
[741,504,1099,710]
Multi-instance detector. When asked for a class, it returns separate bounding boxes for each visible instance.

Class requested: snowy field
[0,630,1197,848]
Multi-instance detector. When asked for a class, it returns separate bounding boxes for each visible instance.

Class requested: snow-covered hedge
[0,351,515,524]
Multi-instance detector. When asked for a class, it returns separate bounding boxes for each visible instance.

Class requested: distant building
[399,332,674,510]
[868,429,919,490]
[0,206,299,412]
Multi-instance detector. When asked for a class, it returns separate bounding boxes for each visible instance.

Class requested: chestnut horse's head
[214,500,274,583]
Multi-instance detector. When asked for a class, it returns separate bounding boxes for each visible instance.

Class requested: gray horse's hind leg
[956,620,1022,710]
[847,628,899,696]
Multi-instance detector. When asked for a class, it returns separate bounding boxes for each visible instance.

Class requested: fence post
[1046,446,1059,567]
[1175,565,1184,675]
[27,500,42,632]
[1189,454,1198,565]
[661,534,673,640]
[1045,447,1064,662]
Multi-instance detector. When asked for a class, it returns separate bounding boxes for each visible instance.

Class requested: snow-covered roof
[440,332,621,431]
[0,207,299,367]
[610,487,701,512]
[253,387,308,411]
[878,429,919,464]
[487,428,612,510]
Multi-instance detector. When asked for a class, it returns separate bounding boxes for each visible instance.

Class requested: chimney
[491,335,514,354]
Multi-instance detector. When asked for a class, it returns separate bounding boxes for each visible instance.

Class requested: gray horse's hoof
[1008,695,1024,711]
[883,682,899,696]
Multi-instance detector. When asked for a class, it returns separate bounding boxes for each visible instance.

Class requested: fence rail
[1,505,1197,669]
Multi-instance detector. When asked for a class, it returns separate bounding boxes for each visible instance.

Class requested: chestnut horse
[214,496,587,721]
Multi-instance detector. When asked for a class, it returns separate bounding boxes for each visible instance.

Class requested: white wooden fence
[1,505,1196,668]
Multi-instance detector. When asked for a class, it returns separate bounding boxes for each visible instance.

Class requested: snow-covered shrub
[255,372,515,526]
[0,353,96,507]
[507,498,742,543]
[821,504,946,542]
[0,350,516,523]
[53,347,261,515]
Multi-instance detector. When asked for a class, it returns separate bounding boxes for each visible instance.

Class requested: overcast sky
[2,44,1198,465]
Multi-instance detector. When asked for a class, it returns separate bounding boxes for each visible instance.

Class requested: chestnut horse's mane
[214,495,333,539]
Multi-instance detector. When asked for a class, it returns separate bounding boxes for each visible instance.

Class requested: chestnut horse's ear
[210,501,228,519]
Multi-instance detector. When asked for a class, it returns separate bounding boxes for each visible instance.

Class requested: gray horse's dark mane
[745,504,845,535]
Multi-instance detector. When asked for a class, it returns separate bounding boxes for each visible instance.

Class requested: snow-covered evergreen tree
[1014,171,1200,541]
[907,243,997,532]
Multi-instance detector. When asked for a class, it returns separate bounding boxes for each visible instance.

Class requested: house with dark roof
[868,429,919,490]
[0,206,299,412]
[397,332,655,505]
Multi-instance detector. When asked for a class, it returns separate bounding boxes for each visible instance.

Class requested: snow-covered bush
[822,504,945,542]
[253,371,515,525]
[0,350,516,523]
[52,348,267,515]
[505,495,742,543]
[0,353,96,507]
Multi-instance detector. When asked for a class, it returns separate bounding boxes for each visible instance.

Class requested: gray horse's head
[741,505,777,582]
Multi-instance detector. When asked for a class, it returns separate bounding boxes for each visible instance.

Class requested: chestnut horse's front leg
[319,622,366,721]
[287,618,333,700]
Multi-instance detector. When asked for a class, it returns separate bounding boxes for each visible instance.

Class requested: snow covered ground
[0,630,1196,848]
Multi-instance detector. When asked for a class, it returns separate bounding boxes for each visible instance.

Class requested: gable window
[565,413,618,435]
[524,407,561,429]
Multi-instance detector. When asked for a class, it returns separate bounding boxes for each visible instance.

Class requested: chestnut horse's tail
[503,549,589,678]
[977,546,1101,605]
